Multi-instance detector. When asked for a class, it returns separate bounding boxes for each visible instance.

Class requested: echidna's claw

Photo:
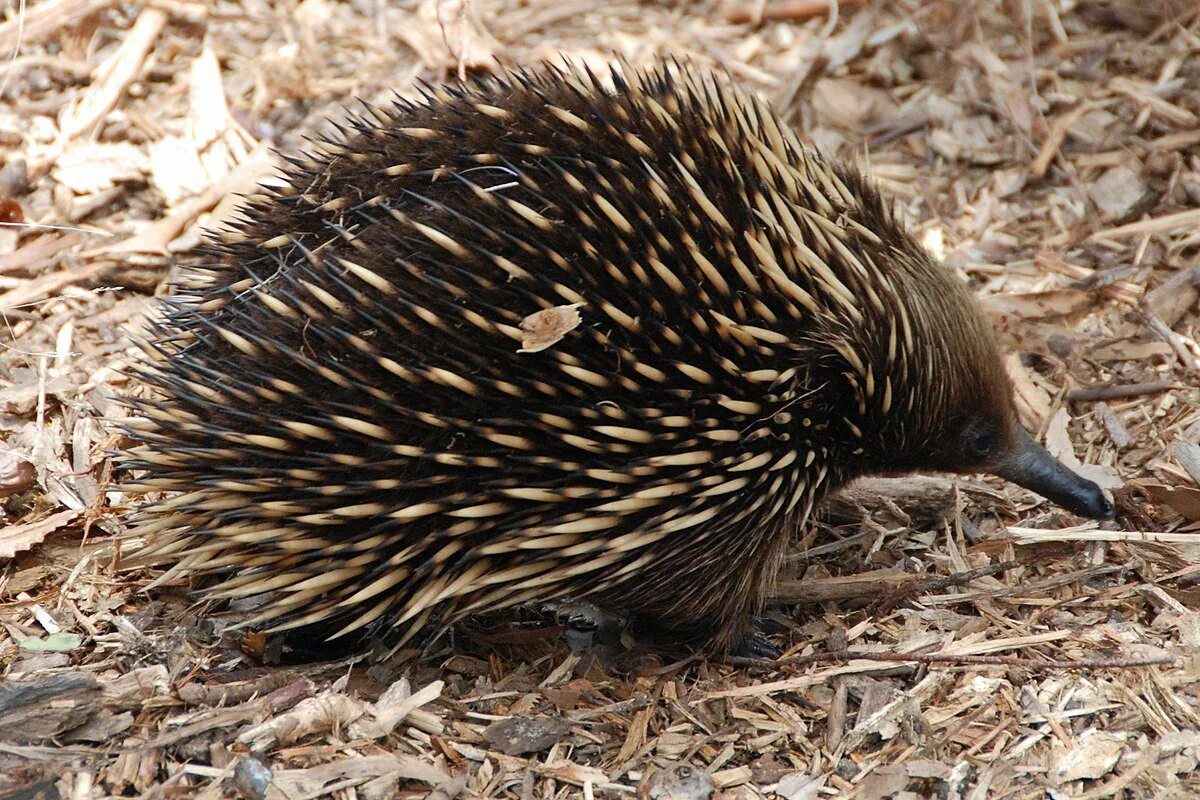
[732,628,783,660]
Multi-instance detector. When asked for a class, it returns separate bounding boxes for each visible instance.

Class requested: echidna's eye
[966,429,996,461]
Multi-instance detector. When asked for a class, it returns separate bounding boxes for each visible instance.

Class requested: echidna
[123,62,1113,656]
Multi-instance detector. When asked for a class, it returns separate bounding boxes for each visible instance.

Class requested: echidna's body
[126,63,1111,653]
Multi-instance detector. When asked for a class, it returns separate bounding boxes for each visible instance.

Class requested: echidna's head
[809,223,1113,520]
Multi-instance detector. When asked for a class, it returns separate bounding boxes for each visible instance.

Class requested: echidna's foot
[541,600,618,633]
[731,628,782,660]
[540,600,624,652]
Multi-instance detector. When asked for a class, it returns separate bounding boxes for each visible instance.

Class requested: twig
[1144,313,1200,374]
[0,53,92,80]
[781,649,1177,670]
[569,697,652,722]
[1031,103,1088,179]
[1067,380,1177,402]
[773,569,921,603]
[720,654,789,670]
[722,0,868,25]
[1089,208,1200,241]
[0,261,108,312]
[0,0,119,54]
[1007,528,1200,545]
[56,7,168,142]
[0,231,85,275]
[930,694,1002,751]
[868,561,1019,614]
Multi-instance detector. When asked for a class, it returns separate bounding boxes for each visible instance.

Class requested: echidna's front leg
[617,522,793,657]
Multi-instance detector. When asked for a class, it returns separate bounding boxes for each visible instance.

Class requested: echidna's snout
[992,427,1114,519]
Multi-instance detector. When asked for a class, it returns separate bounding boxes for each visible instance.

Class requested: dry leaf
[148,136,210,207]
[1053,730,1127,783]
[0,451,35,497]
[1175,440,1200,485]
[1074,464,1125,490]
[1087,340,1174,361]
[96,145,277,256]
[0,509,80,559]
[985,289,1095,319]
[20,632,83,652]
[482,716,572,756]
[189,47,255,179]
[150,48,255,207]
[1088,163,1150,221]
[237,692,366,751]
[774,773,825,800]
[348,679,443,739]
[1004,353,1053,428]
[1044,408,1081,468]
[1143,266,1200,329]
[412,0,501,72]
[518,304,582,353]
[540,760,608,786]
[991,312,1081,358]
[857,764,909,800]
[812,78,898,131]
[641,763,712,800]
[1142,484,1200,521]
[52,142,147,194]
[1043,410,1123,489]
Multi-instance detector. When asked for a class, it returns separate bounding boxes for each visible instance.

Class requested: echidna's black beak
[993,427,1115,519]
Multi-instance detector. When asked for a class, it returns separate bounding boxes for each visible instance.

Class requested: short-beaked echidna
[124,63,1113,655]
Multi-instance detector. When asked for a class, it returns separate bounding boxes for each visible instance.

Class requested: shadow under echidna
[121,62,1114,659]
